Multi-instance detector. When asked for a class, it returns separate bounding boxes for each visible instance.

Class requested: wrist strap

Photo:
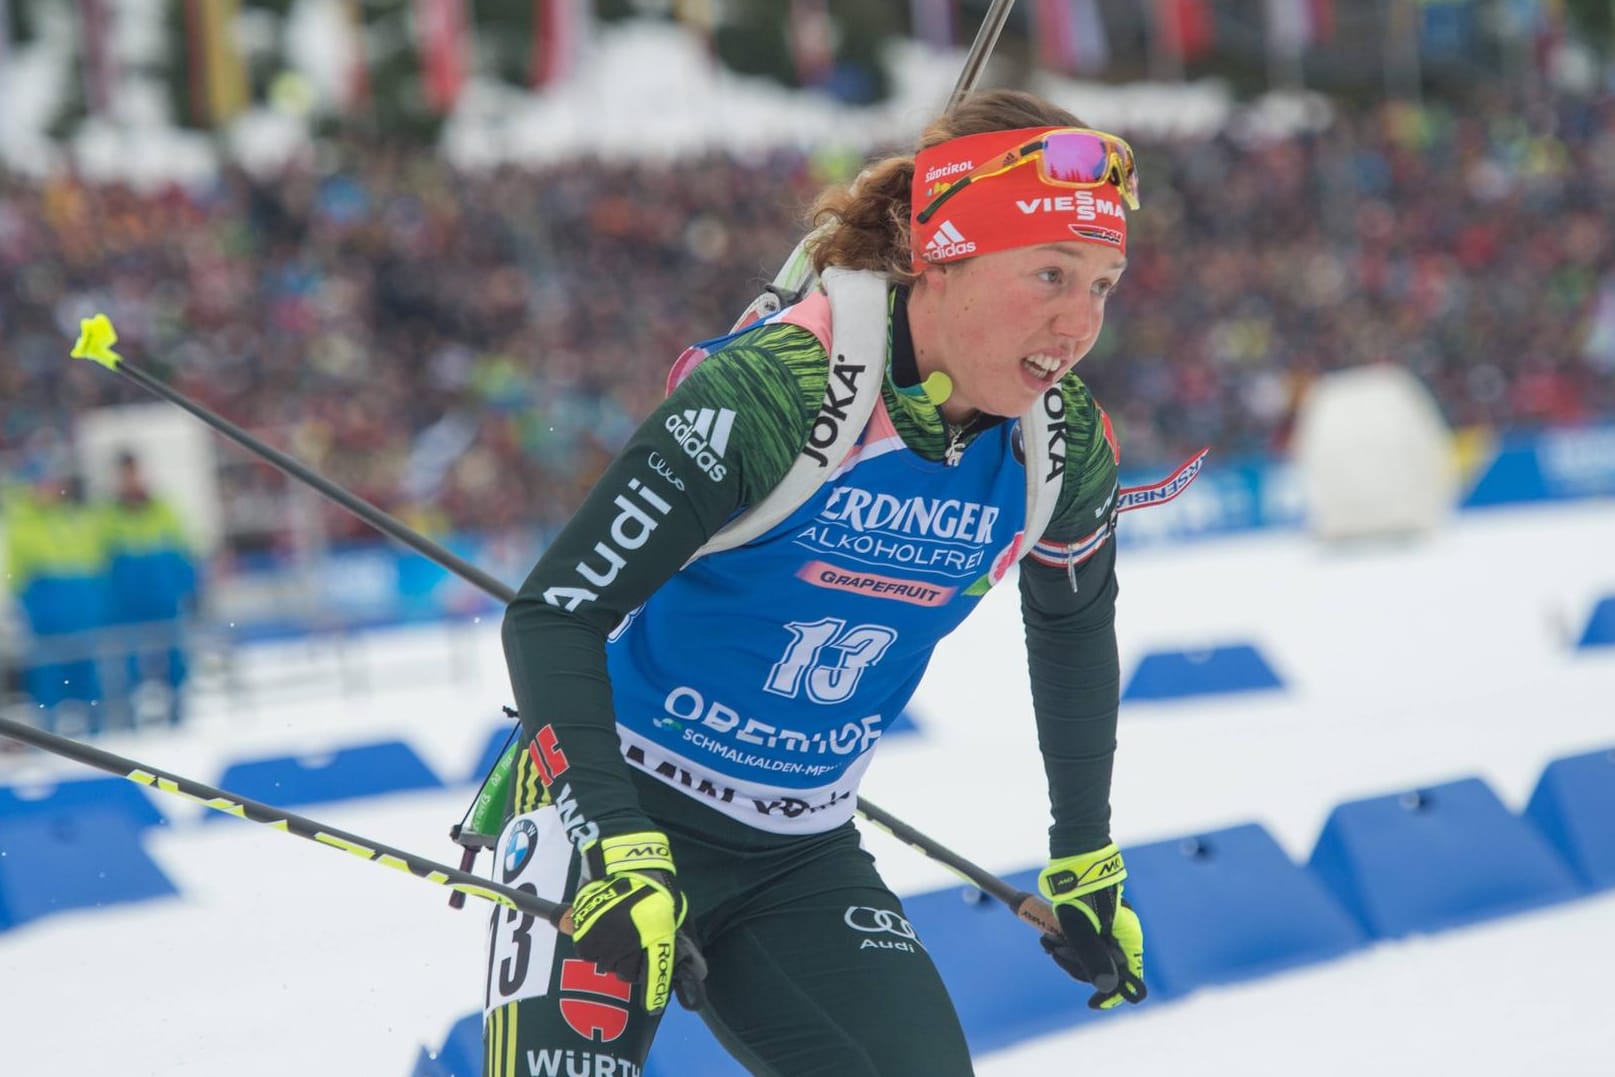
[593,831,676,876]
[1040,843,1126,900]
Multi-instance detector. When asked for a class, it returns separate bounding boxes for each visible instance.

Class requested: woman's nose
[1052,297,1099,350]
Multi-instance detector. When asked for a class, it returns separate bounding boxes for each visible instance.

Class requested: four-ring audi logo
[843,905,919,942]
[647,452,686,490]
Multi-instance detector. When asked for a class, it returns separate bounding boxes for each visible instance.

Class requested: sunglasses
[916,127,1140,225]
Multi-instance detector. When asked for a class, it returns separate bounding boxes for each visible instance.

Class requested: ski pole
[0,715,570,929]
[68,317,507,600]
[748,0,1020,315]
[948,0,1017,111]
[67,314,1060,936]
[0,715,712,1008]
[855,798,1057,935]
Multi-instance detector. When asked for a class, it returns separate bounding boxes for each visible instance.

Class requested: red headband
[910,126,1129,273]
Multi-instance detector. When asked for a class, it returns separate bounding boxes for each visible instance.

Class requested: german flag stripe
[514,741,547,815]
[485,1002,523,1076]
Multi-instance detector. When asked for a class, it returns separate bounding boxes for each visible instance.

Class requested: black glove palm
[1037,844,1147,1010]
[570,831,707,1013]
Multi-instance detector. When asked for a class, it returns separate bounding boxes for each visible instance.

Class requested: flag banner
[79,0,118,114]
[183,0,248,126]
[1069,0,1109,73]
[789,0,835,87]
[673,0,718,43]
[1036,0,1109,75]
[1418,0,1474,60]
[1152,0,1215,63]
[1265,0,1332,58]
[531,0,586,88]
[345,0,371,111]
[0,0,10,148]
[415,0,469,113]
[1312,0,1336,43]
[1498,0,1539,35]
[1032,0,1073,72]
[909,0,955,51]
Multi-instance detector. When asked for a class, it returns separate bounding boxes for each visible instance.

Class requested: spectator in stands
[2,84,1612,559]
[2,459,109,735]
[101,449,199,727]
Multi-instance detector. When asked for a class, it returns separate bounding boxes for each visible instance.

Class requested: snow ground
[2,499,1614,1075]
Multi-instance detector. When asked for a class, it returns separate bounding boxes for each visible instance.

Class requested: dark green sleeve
[501,325,826,839]
[1019,375,1122,859]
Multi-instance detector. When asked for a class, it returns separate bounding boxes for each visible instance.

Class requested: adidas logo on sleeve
[923,220,977,261]
[664,407,735,482]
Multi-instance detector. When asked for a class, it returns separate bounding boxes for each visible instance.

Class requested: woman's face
[911,241,1126,423]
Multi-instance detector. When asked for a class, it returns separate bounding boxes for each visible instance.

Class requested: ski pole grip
[1013,891,1062,936]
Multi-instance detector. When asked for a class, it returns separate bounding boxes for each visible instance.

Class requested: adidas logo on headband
[923,220,977,262]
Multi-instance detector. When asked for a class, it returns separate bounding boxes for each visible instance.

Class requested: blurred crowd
[2,84,1613,557]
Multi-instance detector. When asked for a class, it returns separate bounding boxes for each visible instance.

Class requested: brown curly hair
[807,89,1086,283]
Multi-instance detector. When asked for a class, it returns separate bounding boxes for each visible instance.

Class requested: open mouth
[1022,353,1064,384]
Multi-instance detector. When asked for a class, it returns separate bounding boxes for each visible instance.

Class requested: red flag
[1034,0,1108,75]
[78,0,118,114]
[531,0,584,88]
[1033,0,1072,72]
[1153,0,1215,63]
[1312,0,1336,43]
[345,0,371,111]
[789,0,835,87]
[415,0,468,113]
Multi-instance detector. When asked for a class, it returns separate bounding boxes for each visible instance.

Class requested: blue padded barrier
[407,1048,452,1077]
[457,873,1157,1070]
[420,1006,743,1077]
[1122,823,1367,996]
[1122,643,1283,702]
[442,869,1136,1074]
[1577,596,1615,649]
[420,1012,481,1077]
[208,740,442,816]
[902,867,1128,1053]
[0,775,165,829]
[416,833,1364,1072]
[1525,746,1615,890]
[0,807,178,931]
[1308,777,1584,939]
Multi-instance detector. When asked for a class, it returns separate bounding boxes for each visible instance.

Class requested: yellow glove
[1037,843,1147,1010]
[570,831,701,1013]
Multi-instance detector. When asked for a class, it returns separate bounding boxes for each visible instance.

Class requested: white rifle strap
[691,267,889,559]
[698,270,1069,564]
[1018,388,1065,562]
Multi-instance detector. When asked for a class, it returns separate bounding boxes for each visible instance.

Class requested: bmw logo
[502,818,540,882]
